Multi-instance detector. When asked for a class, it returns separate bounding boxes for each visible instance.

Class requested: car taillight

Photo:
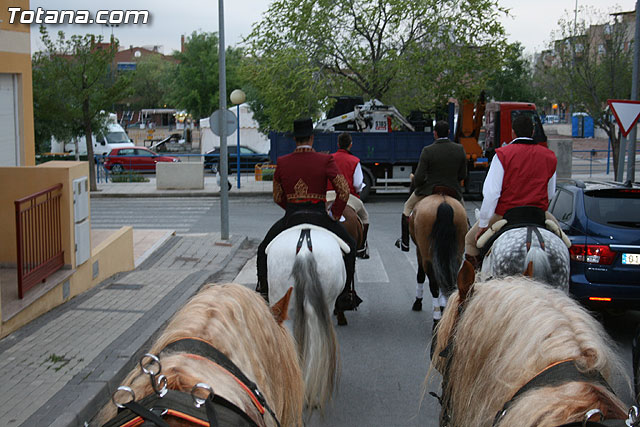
[569,245,616,265]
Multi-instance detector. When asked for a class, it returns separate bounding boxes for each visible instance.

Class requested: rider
[464,114,559,267]
[395,120,467,251]
[256,118,359,309]
[326,132,371,259]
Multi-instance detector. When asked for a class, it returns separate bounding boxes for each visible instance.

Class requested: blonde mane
[96,283,304,427]
[432,277,629,427]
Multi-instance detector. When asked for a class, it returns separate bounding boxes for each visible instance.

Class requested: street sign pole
[617,135,627,182]
[218,0,229,240]
[627,0,640,183]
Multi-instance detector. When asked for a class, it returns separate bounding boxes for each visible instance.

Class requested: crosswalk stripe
[355,247,389,283]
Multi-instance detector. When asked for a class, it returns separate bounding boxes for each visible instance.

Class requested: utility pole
[218,0,229,240]
[626,0,640,183]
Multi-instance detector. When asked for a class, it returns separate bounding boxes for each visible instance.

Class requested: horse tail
[291,248,338,411]
[523,228,553,284]
[429,201,460,296]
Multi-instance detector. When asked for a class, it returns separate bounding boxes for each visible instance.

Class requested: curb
[20,234,251,427]
[90,191,272,198]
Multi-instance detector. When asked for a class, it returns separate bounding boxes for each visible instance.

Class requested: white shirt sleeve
[478,156,504,228]
[353,162,365,193]
[547,172,557,202]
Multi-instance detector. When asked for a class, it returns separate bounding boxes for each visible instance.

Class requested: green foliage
[167,31,245,120]
[109,172,149,183]
[485,43,538,102]
[32,27,130,190]
[244,0,509,131]
[126,55,176,109]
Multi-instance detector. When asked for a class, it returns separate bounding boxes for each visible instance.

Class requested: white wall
[200,104,270,154]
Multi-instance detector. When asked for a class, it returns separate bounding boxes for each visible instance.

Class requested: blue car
[549,179,640,309]
[203,145,270,173]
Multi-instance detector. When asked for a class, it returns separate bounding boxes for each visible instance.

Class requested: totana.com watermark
[7,7,150,25]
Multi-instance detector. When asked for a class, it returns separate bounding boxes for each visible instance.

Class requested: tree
[486,42,538,102]
[244,0,509,131]
[126,55,176,110]
[33,27,129,191]
[168,31,245,121]
[538,7,632,177]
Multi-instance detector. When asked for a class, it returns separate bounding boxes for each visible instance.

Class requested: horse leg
[413,261,427,311]
[426,264,442,324]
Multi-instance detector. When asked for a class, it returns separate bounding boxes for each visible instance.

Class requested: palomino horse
[431,263,630,427]
[409,193,467,322]
[96,284,304,427]
[479,226,570,292]
[266,226,345,413]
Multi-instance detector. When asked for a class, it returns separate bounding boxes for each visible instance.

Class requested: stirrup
[395,238,409,252]
[356,242,370,259]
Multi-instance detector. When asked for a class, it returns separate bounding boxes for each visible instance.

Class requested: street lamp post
[230,89,246,189]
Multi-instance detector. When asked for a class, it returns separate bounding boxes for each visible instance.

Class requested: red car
[104,147,180,173]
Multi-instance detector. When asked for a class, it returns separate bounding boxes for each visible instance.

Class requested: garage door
[0,73,19,166]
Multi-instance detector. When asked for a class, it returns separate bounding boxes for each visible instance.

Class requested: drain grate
[105,283,144,290]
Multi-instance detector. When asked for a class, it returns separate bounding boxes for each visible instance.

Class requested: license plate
[622,253,640,265]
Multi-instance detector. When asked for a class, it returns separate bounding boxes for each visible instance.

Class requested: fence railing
[572,149,640,177]
[14,184,64,299]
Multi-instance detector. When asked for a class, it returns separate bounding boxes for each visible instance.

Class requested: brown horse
[409,193,467,321]
[342,205,363,252]
[431,264,630,427]
[96,283,304,427]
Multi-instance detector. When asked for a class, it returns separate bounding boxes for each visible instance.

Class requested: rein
[104,338,281,427]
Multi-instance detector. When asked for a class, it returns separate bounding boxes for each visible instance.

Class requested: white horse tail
[291,248,338,411]
[524,228,552,284]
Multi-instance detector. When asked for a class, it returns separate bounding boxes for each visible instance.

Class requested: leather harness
[103,338,281,427]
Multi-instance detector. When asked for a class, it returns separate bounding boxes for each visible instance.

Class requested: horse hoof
[337,311,347,326]
[395,239,409,252]
[412,298,423,311]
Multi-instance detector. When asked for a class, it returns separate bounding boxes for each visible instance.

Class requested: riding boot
[395,214,410,252]
[357,224,370,259]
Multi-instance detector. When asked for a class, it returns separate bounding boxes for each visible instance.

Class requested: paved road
[91,195,638,425]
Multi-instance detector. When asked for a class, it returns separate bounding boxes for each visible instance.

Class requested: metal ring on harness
[191,382,215,408]
[584,409,603,426]
[112,386,136,409]
[153,374,169,398]
[140,353,162,376]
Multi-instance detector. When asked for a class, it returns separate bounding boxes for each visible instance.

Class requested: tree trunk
[83,99,97,192]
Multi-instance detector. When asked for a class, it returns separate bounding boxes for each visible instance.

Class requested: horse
[476,209,571,292]
[409,192,468,323]
[96,283,304,427]
[342,205,363,255]
[266,226,345,413]
[431,263,630,427]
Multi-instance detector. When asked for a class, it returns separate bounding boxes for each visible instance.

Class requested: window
[551,189,574,223]
[584,190,640,227]
[135,149,154,156]
[118,149,134,156]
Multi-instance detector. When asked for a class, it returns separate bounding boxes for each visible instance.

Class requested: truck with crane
[268,96,547,201]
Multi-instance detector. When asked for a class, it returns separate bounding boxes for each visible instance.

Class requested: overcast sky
[27,0,636,55]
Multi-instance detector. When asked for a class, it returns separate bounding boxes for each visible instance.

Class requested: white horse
[266,225,346,412]
[480,226,570,293]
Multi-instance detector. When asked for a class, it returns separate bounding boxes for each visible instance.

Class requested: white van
[50,114,135,155]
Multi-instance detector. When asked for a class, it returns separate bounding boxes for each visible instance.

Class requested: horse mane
[95,283,304,427]
[432,277,629,427]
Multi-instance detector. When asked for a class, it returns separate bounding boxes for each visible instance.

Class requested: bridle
[432,280,639,427]
[103,338,281,427]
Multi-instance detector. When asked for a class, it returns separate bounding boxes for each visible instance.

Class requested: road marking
[355,247,389,283]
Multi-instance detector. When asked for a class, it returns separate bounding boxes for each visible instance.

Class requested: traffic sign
[209,109,237,137]
[607,99,640,137]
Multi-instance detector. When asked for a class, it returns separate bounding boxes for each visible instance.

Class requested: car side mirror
[100,141,106,145]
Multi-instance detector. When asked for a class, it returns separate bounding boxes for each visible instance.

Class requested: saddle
[476,206,571,256]
[265,224,351,255]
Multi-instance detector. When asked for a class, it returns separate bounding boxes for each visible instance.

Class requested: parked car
[549,179,640,309]
[104,147,180,173]
[204,145,270,173]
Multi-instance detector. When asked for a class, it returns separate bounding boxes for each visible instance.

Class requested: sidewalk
[0,232,256,427]
[93,174,273,197]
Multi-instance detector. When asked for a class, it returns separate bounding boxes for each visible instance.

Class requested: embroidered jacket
[273,147,350,219]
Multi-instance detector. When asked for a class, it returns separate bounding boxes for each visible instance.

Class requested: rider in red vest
[464,114,559,267]
[256,118,360,311]
[326,133,371,258]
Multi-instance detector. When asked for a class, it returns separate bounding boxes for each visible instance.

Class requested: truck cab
[483,102,547,156]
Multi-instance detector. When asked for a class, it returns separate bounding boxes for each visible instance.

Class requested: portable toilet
[572,112,594,138]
